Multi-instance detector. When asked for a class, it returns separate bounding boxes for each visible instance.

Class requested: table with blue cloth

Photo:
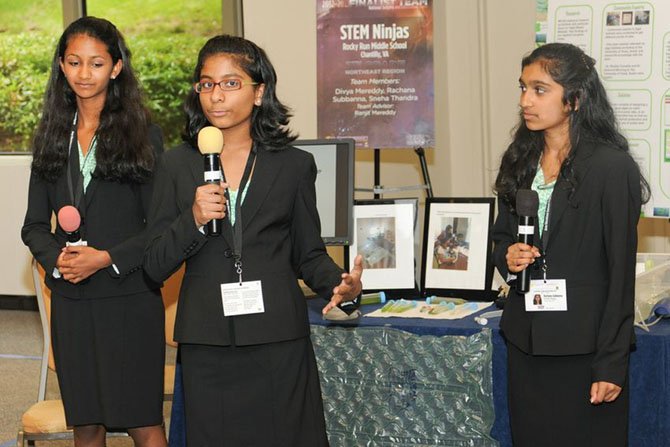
[168,299,670,447]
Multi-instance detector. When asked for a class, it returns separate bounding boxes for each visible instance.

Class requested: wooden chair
[16,259,129,446]
[17,260,183,445]
[161,263,184,401]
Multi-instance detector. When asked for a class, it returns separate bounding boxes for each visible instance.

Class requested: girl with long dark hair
[22,16,166,447]
[493,42,649,447]
[144,34,363,446]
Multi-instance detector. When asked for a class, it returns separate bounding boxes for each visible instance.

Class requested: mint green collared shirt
[78,137,97,192]
[531,164,556,238]
[228,182,250,226]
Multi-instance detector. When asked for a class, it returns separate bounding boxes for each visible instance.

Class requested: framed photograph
[349,199,418,294]
[421,198,496,301]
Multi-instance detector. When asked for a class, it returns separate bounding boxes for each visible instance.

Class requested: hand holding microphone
[57,205,86,246]
[57,206,111,283]
[506,189,540,294]
[194,126,226,236]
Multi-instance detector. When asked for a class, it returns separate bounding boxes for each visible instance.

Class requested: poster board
[538,0,670,217]
[316,0,434,149]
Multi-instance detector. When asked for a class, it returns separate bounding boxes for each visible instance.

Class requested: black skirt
[507,341,629,447]
[180,337,329,447]
[51,289,165,428]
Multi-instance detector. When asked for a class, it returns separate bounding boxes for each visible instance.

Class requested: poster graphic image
[316,0,434,149]
[432,217,470,271]
[634,10,650,25]
[606,11,620,26]
[357,217,396,269]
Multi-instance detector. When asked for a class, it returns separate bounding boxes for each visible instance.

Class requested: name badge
[525,279,567,311]
[221,280,265,316]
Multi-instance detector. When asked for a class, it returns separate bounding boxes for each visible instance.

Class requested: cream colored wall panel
[243,0,318,139]
[485,0,536,194]
[0,156,34,295]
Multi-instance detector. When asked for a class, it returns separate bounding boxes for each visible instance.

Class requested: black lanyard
[221,145,257,282]
[66,113,85,209]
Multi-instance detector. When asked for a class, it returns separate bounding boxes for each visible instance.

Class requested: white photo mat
[349,200,416,291]
[422,199,495,299]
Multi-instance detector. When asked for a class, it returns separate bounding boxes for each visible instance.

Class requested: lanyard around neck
[66,112,84,208]
[538,190,554,283]
[221,145,257,269]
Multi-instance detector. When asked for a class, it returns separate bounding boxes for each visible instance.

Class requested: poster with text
[542,0,670,217]
[316,0,434,149]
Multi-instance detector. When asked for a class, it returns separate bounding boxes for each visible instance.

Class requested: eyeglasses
[193,78,258,93]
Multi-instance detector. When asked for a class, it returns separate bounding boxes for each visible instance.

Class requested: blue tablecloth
[168,299,670,446]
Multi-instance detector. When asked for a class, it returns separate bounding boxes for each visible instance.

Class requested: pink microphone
[57,206,85,246]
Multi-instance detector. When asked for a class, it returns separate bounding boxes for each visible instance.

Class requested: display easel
[343,147,433,298]
[355,147,434,199]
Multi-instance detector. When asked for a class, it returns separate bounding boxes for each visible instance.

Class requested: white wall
[0,155,35,295]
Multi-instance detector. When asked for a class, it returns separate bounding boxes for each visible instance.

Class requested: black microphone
[515,189,539,294]
[197,126,224,236]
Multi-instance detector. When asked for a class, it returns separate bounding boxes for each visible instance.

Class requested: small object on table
[426,296,466,305]
[381,299,417,313]
[361,291,386,305]
[428,301,456,315]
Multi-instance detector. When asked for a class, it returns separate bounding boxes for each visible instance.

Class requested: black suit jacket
[492,139,642,386]
[143,142,343,347]
[22,125,164,298]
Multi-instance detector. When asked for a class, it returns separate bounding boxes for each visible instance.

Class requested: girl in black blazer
[492,43,649,447]
[21,17,167,447]
[144,35,363,446]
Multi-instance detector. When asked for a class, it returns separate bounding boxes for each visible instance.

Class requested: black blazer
[492,139,642,386]
[144,142,343,347]
[22,125,164,299]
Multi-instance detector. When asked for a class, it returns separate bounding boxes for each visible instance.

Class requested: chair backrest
[161,263,184,348]
[30,259,54,402]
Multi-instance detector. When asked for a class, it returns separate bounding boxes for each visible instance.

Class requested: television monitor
[293,138,355,246]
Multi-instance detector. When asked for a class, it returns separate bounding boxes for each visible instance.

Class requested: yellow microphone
[197,126,224,236]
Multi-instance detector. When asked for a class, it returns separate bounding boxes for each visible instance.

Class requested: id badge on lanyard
[525,279,567,311]
[218,145,265,317]
[524,192,568,311]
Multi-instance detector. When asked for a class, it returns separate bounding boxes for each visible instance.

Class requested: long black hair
[182,34,297,150]
[31,16,154,183]
[494,42,650,210]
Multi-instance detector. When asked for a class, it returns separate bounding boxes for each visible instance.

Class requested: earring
[255,100,261,106]
[111,75,116,80]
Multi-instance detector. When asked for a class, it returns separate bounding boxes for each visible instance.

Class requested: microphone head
[516,189,539,217]
[57,206,81,233]
[197,126,224,155]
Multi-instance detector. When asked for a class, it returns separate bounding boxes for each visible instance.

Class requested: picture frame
[348,198,418,294]
[420,197,496,301]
